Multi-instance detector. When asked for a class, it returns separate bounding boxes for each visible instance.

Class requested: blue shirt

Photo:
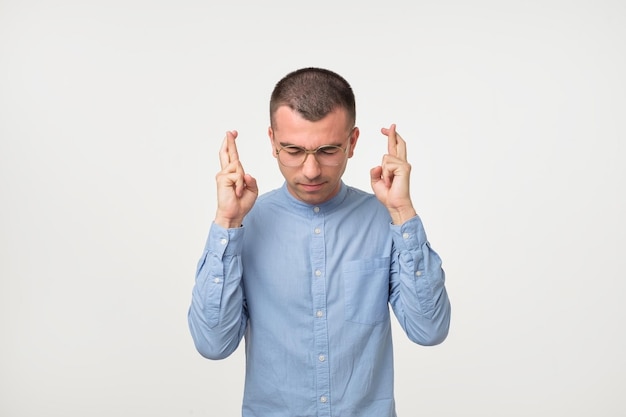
[188,182,451,417]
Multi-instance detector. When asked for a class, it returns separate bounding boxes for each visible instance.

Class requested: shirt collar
[280,181,348,215]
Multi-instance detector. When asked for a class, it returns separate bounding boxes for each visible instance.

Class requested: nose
[301,152,322,179]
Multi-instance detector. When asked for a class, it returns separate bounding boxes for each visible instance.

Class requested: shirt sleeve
[388,215,451,346]
[188,222,248,359]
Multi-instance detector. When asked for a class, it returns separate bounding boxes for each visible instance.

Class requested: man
[188,67,451,417]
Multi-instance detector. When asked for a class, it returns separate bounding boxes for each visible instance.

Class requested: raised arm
[372,124,451,345]
[188,130,258,359]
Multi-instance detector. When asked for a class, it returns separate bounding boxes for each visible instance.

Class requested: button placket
[310,205,330,415]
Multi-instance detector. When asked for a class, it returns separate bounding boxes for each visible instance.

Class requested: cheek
[277,164,296,181]
[325,164,347,180]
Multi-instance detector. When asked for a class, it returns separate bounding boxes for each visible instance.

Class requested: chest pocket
[342,257,391,325]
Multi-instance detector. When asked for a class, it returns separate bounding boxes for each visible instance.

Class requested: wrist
[214,215,244,229]
[389,207,417,225]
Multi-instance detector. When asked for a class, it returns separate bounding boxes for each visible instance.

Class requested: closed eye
[283,146,305,155]
[317,146,342,155]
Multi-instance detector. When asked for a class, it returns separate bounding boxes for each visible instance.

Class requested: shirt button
[318,355,325,362]
[320,396,327,403]
[315,270,322,277]
[402,232,410,240]
[220,238,228,245]
[415,271,422,277]
[213,278,221,284]
[314,228,321,234]
[316,310,323,318]
[313,207,320,213]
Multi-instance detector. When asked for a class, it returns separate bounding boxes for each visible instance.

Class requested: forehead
[273,106,351,147]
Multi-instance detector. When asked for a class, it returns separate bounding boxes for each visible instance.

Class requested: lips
[300,183,324,192]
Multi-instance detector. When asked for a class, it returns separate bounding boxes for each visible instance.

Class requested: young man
[188,67,451,417]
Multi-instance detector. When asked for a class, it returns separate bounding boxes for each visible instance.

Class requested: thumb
[244,174,259,195]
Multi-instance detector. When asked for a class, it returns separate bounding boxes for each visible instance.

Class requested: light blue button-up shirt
[189,182,451,417]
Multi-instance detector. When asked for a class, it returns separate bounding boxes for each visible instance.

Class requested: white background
[1,1,625,416]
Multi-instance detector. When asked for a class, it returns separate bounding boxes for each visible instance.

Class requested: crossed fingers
[219,130,240,169]
[381,123,407,161]
[218,130,247,197]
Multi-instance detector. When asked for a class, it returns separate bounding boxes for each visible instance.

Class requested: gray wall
[1,1,625,416]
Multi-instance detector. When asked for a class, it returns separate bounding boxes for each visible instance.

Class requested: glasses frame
[274,132,353,167]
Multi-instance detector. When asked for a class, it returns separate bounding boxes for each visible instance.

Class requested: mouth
[299,182,325,192]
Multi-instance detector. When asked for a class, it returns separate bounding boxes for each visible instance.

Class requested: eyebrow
[278,141,344,149]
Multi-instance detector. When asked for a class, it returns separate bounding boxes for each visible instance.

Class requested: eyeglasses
[275,142,350,167]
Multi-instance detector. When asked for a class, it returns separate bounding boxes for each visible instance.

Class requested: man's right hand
[214,130,258,228]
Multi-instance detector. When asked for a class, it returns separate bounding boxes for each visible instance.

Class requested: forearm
[389,216,451,346]
[188,223,248,359]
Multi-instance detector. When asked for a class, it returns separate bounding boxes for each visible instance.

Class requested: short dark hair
[270,67,356,129]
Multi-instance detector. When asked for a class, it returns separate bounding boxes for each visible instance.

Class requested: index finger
[394,130,407,161]
[218,130,239,169]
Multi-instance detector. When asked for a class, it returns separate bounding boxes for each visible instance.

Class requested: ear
[347,127,360,158]
[268,126,277,158]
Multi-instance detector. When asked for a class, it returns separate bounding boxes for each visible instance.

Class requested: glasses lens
[278,146,306,167]
[315,146,344,166]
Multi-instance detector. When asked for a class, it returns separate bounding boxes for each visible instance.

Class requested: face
[268,106,359,205]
